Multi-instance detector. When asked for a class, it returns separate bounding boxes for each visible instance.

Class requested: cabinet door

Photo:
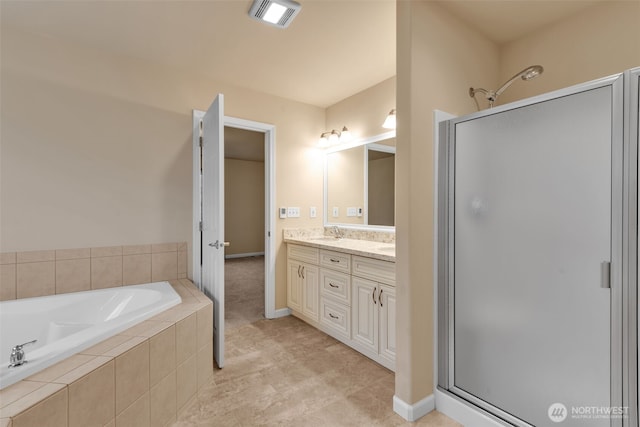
[351,277,378,353]
[301,264,319,321]
[378,284,396,366]
[287,260,302,312]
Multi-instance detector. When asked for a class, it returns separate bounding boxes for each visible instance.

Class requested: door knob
[209,240,231,249]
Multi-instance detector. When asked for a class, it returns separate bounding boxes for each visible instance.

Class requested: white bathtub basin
[0,281,181,389]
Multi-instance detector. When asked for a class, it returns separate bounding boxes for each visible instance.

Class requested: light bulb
[382,109,396,129]
[340,126,352,142]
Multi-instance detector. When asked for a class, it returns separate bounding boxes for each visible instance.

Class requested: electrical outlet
[279,207,287,218]
[332,207,339,217]
[347,207,357,217]
[287,207,300,218]
[357,207,363,217]
[310,207,317,218]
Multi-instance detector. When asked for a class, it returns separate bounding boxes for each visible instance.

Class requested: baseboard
[225,252,265,259]
[435,389,506,427]
[393,394,435,422]
[272,307,291,318]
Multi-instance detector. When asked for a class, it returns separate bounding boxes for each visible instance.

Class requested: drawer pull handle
[330,258,340,263]
[329,282,339,288]
[379,288,383,307]
[329,313,339,320]
[301,266,305,279]
[373,287,377,304]
[297,265,301,277]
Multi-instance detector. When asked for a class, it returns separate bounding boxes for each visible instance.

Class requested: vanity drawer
[288,244,319,264]
[320,249,351,273]
[320,269,351,305]
[320,298,351,340]
[352,255,395,285]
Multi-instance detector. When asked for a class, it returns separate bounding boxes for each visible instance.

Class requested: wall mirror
[324,131,396,229]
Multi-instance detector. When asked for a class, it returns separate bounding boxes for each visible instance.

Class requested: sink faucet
[8,340,37,368]
[332,226,344,239]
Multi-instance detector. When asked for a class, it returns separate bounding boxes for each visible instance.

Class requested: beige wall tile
[12,388,67,427]
[151,243,177,253]
[91,256,123,289]
[53,356,112,385]
[55,248,90,260]
[0,381,45,409]
[104,420,114,427]
[0,253,16,265]
[196,304,213,351]
[0,417,11,427]
[115,341,149,415]
[27,354,94,383]
[151,252,177,282]
[176,313,197,365]
[0,264,16,300]
[80,335,131,356]
[0,383,65,420]
[68,360,115,427]
[16,262,55,298]
[102,336,147,358]
[150,326,175,387]
[149,371,176,427]
[196,339,213,390]
[119,321,172,339]
[55,258,90,294]
[122,254,151,286]
[115,393,149,427]
[177,250,187,275]
[16,251,55,263]
[91,246,122,257]
[176,356,196,413]
[122,245,151,255]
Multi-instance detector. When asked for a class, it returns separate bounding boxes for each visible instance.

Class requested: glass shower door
[450,82,621,426]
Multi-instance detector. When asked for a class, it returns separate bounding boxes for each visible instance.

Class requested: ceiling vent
[248,0,302,29]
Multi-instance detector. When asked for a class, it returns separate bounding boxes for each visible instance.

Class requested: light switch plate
[332,207,339,217]
[310,207,317,218]
[287,207,300,218]
[347,207,357,217]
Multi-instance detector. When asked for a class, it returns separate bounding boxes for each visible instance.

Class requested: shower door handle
[600,261,611,289]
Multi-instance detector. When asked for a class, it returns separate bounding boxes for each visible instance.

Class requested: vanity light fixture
[382,109,396,129]
[248,0,302,29]
[317,126,352,148]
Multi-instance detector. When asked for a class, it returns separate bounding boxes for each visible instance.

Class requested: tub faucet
[332,226,344,240]
[8,340,37,368]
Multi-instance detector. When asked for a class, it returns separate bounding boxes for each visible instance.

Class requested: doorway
[224,126,266,329]
[192,108,277,368]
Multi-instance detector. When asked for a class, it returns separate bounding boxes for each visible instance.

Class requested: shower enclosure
[438,69,639,427]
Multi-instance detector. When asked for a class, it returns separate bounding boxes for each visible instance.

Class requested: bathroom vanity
[284,231,396,371]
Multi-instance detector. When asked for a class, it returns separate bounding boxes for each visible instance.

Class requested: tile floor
[174,316,461,426]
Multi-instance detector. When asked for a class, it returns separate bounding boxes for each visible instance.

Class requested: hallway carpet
[225,256,265,330]
[174,315,461,426]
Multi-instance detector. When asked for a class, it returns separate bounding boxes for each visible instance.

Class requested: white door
[202,94,225,368]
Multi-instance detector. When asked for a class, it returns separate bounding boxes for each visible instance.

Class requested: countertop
[284,236,395,262]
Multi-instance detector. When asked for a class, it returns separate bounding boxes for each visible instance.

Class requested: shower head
[469,65,544,109]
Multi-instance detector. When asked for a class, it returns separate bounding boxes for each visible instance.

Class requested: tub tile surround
[283,227,396,261]
[0,279,214,427]
[0,242,188,301]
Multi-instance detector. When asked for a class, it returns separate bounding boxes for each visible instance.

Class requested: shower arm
[469,65,543,110]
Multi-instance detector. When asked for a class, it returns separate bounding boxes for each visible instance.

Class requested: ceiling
[1,0,604,108]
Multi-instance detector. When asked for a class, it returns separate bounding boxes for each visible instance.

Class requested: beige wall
[326,77,396,141]
[224,158,265,256]
[396,0,500,405]
[0,27,326,310]
[460,1,640,110]
[499,1,640,105]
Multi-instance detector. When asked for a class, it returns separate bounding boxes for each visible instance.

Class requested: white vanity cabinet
[287,243,395,371]
[351,256,396,370]
[287,245,320,322]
